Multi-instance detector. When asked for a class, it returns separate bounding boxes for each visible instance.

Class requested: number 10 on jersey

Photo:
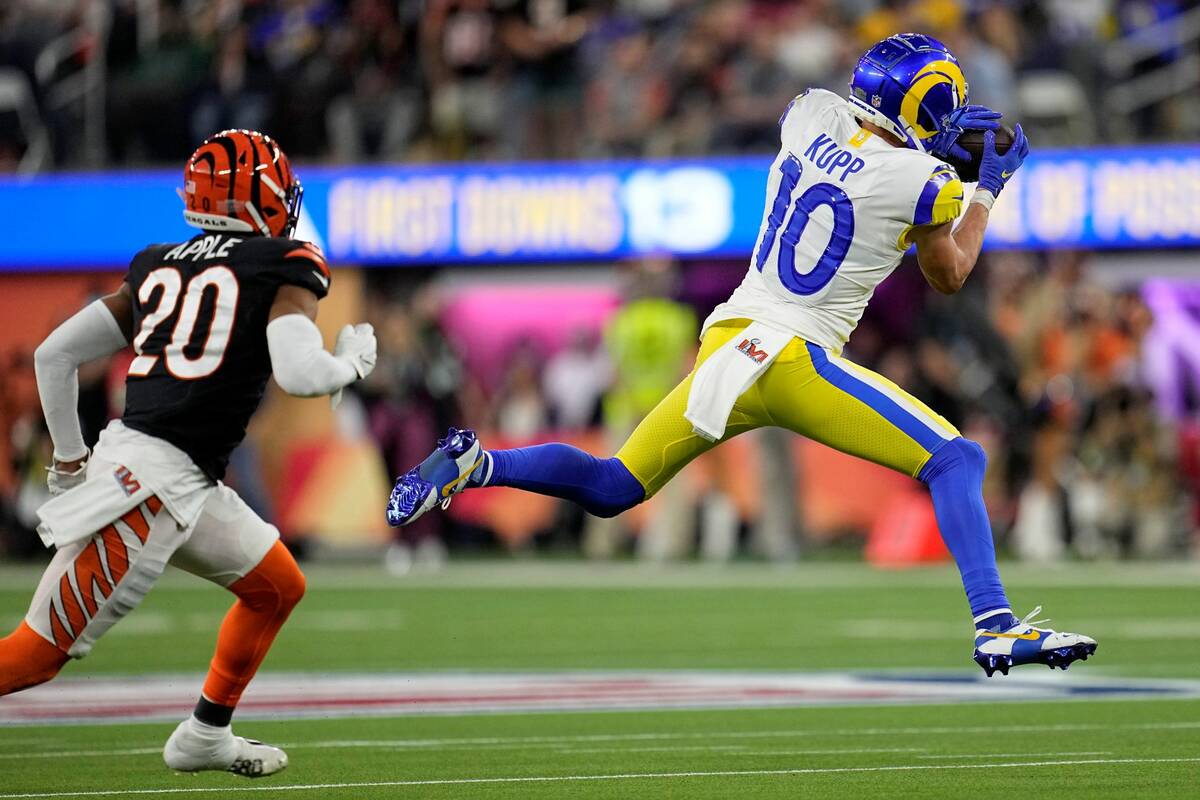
[754,154,856,296]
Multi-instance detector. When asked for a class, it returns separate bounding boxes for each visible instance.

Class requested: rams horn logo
[900,59,967,141]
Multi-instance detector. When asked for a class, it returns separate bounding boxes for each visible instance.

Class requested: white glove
[46,452,89,497]
[330,323,377,409]
[334,323,377,380]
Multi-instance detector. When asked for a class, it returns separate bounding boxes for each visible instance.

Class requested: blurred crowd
[2,255,1197,563]
[2,0,1198,170]
[860,250,1191,561]
[338,251,1196,564]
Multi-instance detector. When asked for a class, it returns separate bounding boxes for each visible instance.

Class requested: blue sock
[918,438,1016,628]
[472,444,645,519]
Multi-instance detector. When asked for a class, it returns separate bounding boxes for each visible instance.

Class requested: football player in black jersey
[0,130,377,777]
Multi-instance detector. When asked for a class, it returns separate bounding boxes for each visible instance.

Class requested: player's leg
[0,495,182,696]
[386,323,765,526]
[0,538,87,695]
[758,342,1006,610]
[759,340,1095,673]
[197,543,305,716]
[385,424,648,525]
[0,540,80,695]
[0,622,68,695]
[163,484,303,777]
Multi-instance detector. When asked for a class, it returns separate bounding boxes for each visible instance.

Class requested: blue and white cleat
[973,606,1097,677]
[386,427,484,527]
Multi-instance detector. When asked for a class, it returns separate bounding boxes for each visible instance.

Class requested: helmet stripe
[246,136,264,222]
[188,149,219,209]
[259,172,287,202]
[261,137,288,197]
[210,135,240,203]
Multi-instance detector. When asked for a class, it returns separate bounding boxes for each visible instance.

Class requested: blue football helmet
[848,33,968,153]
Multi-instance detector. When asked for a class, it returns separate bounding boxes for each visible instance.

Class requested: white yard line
[273,720,1195,750]
[554,745,754,754]
[915,751,1111,759]
[1,757,1198,798]
[733,748,928,756]
[2,721,1197,761]
[0,748,163,761]
[555,745,924,755]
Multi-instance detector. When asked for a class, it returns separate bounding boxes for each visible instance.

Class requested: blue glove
[977,124,1030,195]
[928,104,1001,161]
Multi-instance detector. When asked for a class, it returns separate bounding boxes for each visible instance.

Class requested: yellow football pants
[615,319,961,497]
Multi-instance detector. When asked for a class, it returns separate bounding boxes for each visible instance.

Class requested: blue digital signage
[1,145,1198,271]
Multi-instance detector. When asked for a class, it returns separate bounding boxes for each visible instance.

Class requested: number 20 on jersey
[128,267,239,380]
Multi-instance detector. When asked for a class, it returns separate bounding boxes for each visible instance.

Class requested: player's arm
[34,284,133,492]
[911,124,1030,295]
[266,284,377,397]
[910,203,987,295]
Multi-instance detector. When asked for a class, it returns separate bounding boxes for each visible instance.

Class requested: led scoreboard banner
[1,145,1199,271]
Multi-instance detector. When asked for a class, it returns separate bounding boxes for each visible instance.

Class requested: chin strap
[847,99,927,152]
[905,127,928,153]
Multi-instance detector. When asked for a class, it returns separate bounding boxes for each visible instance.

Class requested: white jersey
[705,89,964,352]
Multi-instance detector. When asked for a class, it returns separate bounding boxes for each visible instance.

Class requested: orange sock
[201,541,306,708]
[0,621,70,696]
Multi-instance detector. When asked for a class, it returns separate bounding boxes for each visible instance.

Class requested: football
[946,122,1016,182]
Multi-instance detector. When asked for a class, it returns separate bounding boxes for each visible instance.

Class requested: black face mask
[283,180,304,238]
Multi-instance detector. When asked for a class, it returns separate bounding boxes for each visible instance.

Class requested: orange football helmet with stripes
[180,129,303,238]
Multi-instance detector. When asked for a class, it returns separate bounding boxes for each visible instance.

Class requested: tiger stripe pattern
[46,497,164,652]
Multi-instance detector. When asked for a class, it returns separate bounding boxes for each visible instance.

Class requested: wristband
[969,188,997,211]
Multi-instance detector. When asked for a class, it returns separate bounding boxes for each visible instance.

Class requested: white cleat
[973,606,1097,676]
[163,717,288,778]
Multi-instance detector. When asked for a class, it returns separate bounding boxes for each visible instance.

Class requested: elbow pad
[266,313,358,397]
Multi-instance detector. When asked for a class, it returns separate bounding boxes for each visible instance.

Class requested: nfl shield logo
[871,94,882,107]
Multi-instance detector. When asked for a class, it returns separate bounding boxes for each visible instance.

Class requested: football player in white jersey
[388,33,1096,676]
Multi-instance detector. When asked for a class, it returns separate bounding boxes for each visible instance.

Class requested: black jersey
[121,232,330,481]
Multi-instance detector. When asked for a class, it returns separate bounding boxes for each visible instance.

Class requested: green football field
[1,560,1198,798]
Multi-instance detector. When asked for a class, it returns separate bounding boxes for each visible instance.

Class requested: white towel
[684,321,793,441]
[35,465,155,549]
[35,421,212,549]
